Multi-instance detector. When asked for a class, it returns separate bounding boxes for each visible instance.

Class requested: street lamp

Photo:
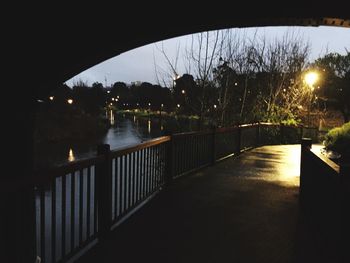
[304,71,319,126]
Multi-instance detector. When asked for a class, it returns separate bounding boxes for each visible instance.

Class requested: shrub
[324,122,350,157]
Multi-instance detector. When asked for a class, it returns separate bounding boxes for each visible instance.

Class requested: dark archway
[3,8,349,262]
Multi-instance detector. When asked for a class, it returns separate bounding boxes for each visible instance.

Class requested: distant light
[283,88,286,92]
[107,91,110,94]
[110,103,113,106]
[177,104,180,108]
[67,99,73,104]
[148,103,151,106]
[161,103,164,107]
[234,82,238,86]
[49,96,54,101]
[181,89,185,94]
[112,98,115,101]
[136,103,139,106]
[117,95,119,98]
[214,104,217,108]
[37,99,43,103]
[68,148,75,162]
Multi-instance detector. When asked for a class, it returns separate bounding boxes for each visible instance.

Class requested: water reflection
[148,119,151,134]
[35,113,198,168]
[68,148,75,162]
[110,110,115,125]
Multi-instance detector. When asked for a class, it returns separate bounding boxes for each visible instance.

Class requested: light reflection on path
[234,145,303,187]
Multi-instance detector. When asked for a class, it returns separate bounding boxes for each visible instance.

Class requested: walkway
[77,145,327,263]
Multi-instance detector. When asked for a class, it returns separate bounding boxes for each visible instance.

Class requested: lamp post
[304,71,318,127]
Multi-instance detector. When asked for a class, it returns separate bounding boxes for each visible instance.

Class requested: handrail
[3,121,321,263]
[110,136,171,158]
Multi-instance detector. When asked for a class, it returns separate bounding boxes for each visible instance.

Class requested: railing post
[280,123,285,144]
[211,127,216,165]
[256,122,260,147]
[236,126,242,154]
[96,144,112,240]
[300,138,312,208]
[165,136,174,186]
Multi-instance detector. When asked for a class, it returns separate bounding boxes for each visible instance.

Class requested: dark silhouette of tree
[314,52,350,122]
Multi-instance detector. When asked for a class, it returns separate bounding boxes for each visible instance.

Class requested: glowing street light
[49,96,54,101]
[181,89,185,94]
[214,104,217,109]
[177,104,180,108]
[67,99,73,104]
[304,71,318,88]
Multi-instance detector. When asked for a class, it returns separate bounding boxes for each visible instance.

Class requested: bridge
[77,144,307,263]
[2,122,348,262]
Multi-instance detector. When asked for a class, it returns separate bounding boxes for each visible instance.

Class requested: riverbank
[35,111,110,144]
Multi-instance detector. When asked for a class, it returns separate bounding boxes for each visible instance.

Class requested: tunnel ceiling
[14,7,349,96]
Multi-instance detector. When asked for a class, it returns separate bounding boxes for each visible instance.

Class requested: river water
[34,112,198,168]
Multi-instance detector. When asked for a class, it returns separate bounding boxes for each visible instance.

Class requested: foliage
[324,121,350,156]
[313,52,350,122]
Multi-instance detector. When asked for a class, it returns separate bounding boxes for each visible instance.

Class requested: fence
[16,122,315,262]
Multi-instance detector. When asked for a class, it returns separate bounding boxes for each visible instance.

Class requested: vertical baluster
[152,147,155,192]
[159,145,163,185]
[144,148,148,196]
[79,170,84,244]
[71,173,75,252]
[145,148,148,196]
[180,138,183,173]
[142,149,146,199]
[62,175,66,259]
[149,148,152,193]
[128,153,133,208]
[139,150,143,200]
[93,167,98,235]
[132,153,135,205]
[86,168,91,239]
[51,178,56,262]
[119,156,123,216]
[136,151,140,203]
[114,158,118,221]
[124,155,128,212]
[156,146,160,186]
[191,136,194,168]
[40,186,45,262]
[148,147,151,195]
[154,145,160,189]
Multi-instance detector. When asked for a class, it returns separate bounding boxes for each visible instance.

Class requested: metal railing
[13,122,316,262]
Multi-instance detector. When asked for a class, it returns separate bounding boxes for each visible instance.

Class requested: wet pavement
[77,145,330,263]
